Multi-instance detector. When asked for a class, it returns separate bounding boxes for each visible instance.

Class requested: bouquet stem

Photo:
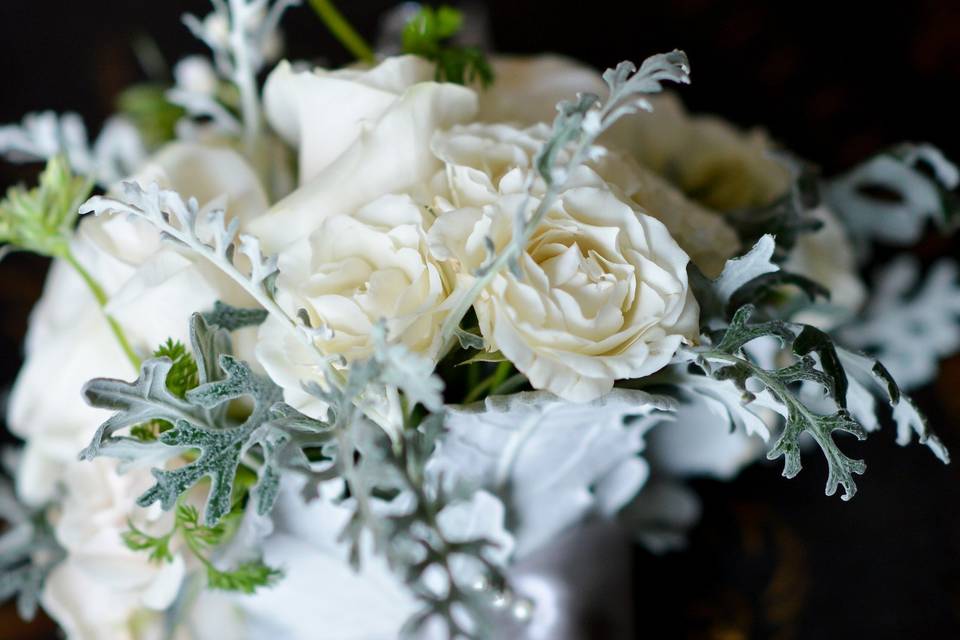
[64,251,140,370]
[308,0,375,64]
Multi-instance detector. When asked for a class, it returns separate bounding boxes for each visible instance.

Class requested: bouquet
[1,2,958,638]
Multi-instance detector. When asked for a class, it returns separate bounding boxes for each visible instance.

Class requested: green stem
[308,0,375,64]
[64,250,141,370]
[463,361,512,404]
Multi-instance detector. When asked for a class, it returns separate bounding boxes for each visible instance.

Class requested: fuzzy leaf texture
[695,306,869,499]
[432,390,675,556]
[298,337,514,639]
[825,143,960,251]
[838,256,960,390]
[80,182,282,322]
[0,482,65,620]
[81,313,330,524]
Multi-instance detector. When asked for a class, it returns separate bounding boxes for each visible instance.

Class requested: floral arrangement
[1,2,958,638]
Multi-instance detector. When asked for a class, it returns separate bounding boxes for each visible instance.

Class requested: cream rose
[479,58,741,276]
[617,92,792,213]
[271,193,451,362]
[251,56,478,252]
[42,460,186,640]
[429,123,699,401]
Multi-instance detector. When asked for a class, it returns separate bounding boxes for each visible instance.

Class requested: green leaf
[401,5,494,87]
[121,520,174,564]
[117,84,185,149]
[153,339,199,399]
[0,155,91,258]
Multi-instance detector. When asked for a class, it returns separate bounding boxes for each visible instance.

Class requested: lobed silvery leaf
[696,305,869,499]
[691,234,778,322]
[369,323,445,414]
[648,366,775,441]
[838,348,949,463]
[430,389,675,557]
[0,482,65,620]
[0,112,145,187]
[136,354,285,523]
[79,358,201,466]
[80,182,295,337]
[838,256,960,390]
[825,143,960,252]
[81,313,332,525]
[202,300,269,333]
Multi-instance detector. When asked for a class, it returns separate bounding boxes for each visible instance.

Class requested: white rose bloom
[41,460,186,640]
[251,56,478,252]
[429,123,699,401]
[264,55,437,183]
[271,193,452,363]
[478,55,607,126]
[479,57,741,276]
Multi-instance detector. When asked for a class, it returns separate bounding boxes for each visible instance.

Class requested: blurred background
[1,1,958,637]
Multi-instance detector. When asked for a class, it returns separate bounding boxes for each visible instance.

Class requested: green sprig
[402,5,494,87]
[122,503,281,594]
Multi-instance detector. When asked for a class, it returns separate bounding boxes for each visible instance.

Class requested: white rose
[41,459,186,640]
[264,55,436,183]
[429,123,699,401]
[271,193,452,362]
[250,56,478,252]
[480,57,741,276]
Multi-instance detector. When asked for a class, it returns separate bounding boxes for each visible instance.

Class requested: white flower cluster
[2,7,956,639]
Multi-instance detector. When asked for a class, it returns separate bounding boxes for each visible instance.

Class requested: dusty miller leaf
[837,257,960,390]
[202,300,269,332]
[0,482,65,620]
[825,143,960,252]
[696,305,868,500]
[431,389,675,557]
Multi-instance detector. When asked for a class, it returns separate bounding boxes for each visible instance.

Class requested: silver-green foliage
[439,50,691,343]
[80,312,330,525]
[0,482,65,620]
[293,330,508,639]
[684,241,949,499]
[825,143,959,252]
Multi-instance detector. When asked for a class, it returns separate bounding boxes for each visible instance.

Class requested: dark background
[1,1,959,638]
